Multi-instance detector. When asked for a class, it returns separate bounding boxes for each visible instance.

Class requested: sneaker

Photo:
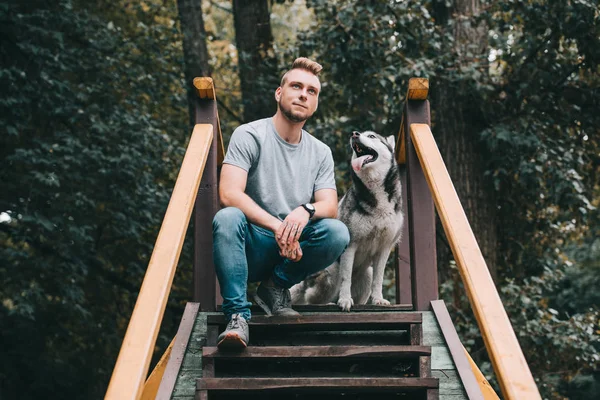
[217,314,249,349]
[254,280,300,317]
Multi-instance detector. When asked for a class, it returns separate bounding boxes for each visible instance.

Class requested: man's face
[275,69,321,123]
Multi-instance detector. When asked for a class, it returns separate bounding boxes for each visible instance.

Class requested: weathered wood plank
[195,391,207,400]
[405,101,438,311]
[433,370,468,399]
[170,313,207,399]
[197,377,439,391]
[410,323,423,345]
[431,345,455,370]
[203,345,431,359]
[218,304,413,313]
[185,313,208,354]
[193,98,220,310]
[156,303,200,400]
[420,356,432,378]
[207,313,421,327]
[171,371,198,398]
[395,165,412,305]
[180,352,202,372]
[431,300,484,400]
[422,311,446,346]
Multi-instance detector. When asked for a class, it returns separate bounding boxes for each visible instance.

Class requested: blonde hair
[280,57,323,86]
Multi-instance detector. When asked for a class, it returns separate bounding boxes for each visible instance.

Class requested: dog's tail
[290,282,307,304]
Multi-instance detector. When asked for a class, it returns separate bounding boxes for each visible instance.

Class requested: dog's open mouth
[351,138,378,172]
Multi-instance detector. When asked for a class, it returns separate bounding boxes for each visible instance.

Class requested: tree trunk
[232,0,278,123]
[431,0,498,282]
[177,0,211,130]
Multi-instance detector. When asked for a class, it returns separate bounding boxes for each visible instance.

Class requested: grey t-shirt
[223,117,336,220]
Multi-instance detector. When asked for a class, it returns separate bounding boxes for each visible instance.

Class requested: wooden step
[203,345,431,359]
[207,312,422,331]
[217,304,414,313]
[197,377,439,392]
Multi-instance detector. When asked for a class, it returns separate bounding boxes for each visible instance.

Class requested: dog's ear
[386,135,396,150]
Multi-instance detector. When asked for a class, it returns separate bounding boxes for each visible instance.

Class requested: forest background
[1,0,598,399]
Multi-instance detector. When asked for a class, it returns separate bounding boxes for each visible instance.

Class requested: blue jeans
[213,207,350,321]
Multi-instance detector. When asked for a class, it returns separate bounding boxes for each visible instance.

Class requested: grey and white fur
[291,130,404,311]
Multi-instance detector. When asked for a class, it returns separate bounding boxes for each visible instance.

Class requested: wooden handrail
[105,124,214,400]
[409,123,541,400]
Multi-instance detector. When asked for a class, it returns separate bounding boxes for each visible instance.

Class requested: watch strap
[301,203,315,219]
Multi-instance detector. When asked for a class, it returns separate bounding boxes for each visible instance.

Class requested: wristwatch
[301,203,316,219]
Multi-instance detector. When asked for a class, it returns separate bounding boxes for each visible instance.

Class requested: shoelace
[272,286,291,309]
[229,315,242,329]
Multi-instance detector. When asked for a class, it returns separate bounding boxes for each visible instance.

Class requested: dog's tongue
[352,155,372,172]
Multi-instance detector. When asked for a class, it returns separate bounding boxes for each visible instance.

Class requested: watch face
[306,203,315,211]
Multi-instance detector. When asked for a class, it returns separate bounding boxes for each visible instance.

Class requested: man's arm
[312,188,338,219]
[219,164,281,233]
[277,188,338,245]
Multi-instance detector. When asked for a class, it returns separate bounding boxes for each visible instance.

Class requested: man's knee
[320,218,350,250]
[213,207,246,234]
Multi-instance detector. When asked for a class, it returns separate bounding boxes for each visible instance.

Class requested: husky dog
[291,131,404,311]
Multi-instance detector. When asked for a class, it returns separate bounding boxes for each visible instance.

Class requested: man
[213,57,350,349]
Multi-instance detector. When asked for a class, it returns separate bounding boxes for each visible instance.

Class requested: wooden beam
[431,300,484,400]
[140,337,175,400]
[216,304,413,313]
[105,124,213,400]
[192,77,225,311]
[194,102,220,311]
[207,313,421,330]
[404,100,438,311]
[202,345,431,359]
[197,377,439,391]
[394,165,412,305]
[407,77,429,100]
[410,123,541,400]
[156,303,201,400]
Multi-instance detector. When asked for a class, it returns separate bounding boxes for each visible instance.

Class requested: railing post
[192,78,225,310]
[404,78,438,311]
[394,115,412,305]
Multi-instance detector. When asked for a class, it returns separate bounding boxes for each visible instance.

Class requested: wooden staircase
[146,305,474,400]
[191,307,441,399]
[156,303,477,400]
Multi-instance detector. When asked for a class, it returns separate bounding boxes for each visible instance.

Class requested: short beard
[278,100,311,123]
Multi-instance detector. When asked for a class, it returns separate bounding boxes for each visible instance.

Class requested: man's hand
[276,207,310,245]
[273,207,310,262]
[278,240,303,262]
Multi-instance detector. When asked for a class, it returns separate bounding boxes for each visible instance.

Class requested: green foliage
[0,0,188,398]
[482,0,600,277]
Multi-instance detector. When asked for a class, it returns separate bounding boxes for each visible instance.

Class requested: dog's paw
[371,297,391,306]
[337,297,354,312]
